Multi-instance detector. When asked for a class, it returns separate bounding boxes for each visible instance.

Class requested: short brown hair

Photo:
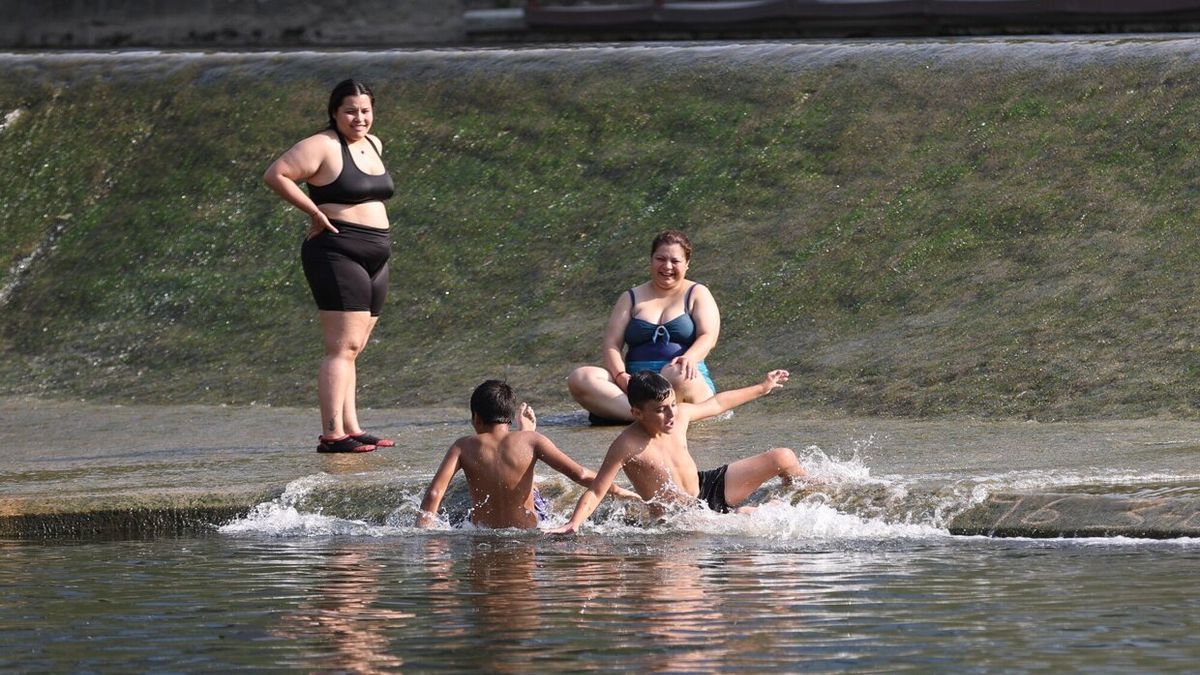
[650,230,692,261]
[628,370,674,408]
[470,380,517,424]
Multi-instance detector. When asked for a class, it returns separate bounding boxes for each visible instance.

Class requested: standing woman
[264,79,396,453]
[568,230,721,423]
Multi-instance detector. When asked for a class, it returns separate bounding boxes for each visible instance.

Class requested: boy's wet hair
[471,379,518,424]
[627,370,674,409]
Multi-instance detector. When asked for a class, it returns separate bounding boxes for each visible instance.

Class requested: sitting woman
[568,230,720,423]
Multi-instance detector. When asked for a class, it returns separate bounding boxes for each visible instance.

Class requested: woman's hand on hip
[305,211,339,240]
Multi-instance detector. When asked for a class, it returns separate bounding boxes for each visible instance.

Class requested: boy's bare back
[418,388,638,530]
[454,429,545,529]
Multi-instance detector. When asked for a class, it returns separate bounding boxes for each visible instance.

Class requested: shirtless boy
[550,369,806,535]
[416,380,637,529]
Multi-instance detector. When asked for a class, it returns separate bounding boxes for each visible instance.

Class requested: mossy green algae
[2,42,1200,419]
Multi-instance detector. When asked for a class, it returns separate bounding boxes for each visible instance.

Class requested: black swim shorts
[300,220,390,316]
[697,465,731,513]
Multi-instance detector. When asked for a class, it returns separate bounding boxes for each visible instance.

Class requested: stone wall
[0,0,466,48]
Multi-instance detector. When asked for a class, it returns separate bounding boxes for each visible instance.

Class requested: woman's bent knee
[771,447,807,480]
[566,366,589,393]
[567,366,606,399]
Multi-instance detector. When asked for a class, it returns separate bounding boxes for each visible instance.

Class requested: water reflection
[416,536,545,671]
[271,544,412,673]
[465,541,543,672]
[3,535,1199,672]
[637,552,730,672]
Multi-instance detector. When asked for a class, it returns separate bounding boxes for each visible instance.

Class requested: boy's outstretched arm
[547,446,629,535]
[416,444,462,528]
[688,369,790,421]
[534,437,639,500]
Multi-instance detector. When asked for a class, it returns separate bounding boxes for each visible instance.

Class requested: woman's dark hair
[627,370,674,409]
[650,230,693,261]
[470,379,518,424]
[326,79,375,130]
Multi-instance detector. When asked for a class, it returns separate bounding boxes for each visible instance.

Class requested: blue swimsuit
[624,283,716,393]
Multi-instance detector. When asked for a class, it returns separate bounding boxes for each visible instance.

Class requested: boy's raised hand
[762,369,790,394]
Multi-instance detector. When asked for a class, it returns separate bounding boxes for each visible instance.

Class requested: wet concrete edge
[948,493,1200,539]
[4,488,1200,539]
[0,488,283,539]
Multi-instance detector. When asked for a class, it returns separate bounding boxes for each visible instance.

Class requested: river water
[4,532,1199,672]
[3,398,1199,671]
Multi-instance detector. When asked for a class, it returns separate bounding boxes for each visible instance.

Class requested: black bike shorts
[300,220,390,316]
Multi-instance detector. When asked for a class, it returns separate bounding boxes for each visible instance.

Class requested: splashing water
[220,474,389,537]
[221,445,952,541]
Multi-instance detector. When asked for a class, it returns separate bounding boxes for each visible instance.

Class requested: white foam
[219,459,1194,544]
[219,504,380,537]
[799,443,880,485]
[220,473,391,537]
[662,499,946,540]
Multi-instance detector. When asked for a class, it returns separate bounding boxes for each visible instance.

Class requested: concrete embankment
[8,43,1200,418]
[2,397,1196,540]
[10,1,1200,49]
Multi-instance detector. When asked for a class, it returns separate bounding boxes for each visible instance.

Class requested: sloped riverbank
[5,41,1200,419]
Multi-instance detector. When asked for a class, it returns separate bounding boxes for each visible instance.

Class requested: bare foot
[517,402,537,431]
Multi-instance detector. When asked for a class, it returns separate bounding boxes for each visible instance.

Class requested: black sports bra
[307,132,395,206]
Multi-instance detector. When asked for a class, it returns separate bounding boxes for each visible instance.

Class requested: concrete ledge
[0,477,659,538]
[0,506,253,539]
[6,488,1200,539]
[948,493,1200,539]
[0,489,280,539]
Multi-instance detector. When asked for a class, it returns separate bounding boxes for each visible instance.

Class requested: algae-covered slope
[2,41,1200,418]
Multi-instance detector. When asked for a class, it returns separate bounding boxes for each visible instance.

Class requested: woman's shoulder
[293,129,340,152]
[623,283,651,305]
[275,131,340,173]
[686,281,716,306]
